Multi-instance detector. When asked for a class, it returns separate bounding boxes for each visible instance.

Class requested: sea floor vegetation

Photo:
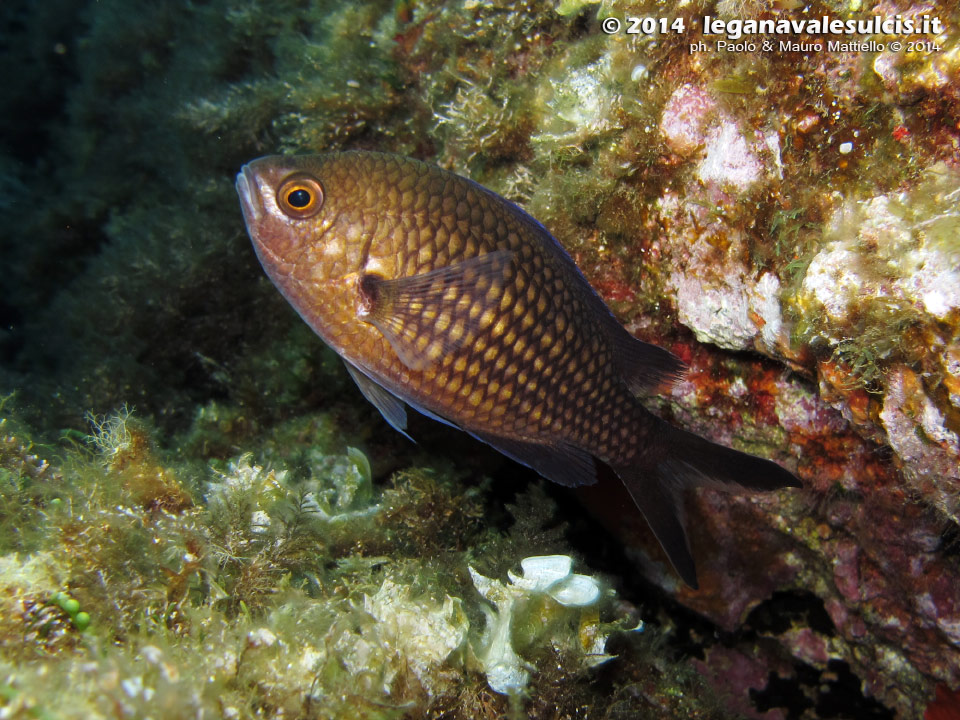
[0,400,736,719]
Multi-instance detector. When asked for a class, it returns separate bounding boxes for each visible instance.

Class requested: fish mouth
[237,163,291,271]
[236,164,263,225]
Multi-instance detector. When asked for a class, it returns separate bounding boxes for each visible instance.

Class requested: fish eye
[277,174,324,218]
[287,189,311,207]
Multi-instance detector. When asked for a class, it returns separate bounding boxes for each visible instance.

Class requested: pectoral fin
[357,251,516,370]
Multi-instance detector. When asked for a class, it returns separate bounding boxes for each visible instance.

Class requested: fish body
[237,151,799,587]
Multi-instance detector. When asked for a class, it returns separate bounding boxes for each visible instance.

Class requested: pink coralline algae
[693,645,790,720]
[655,186,791,356]
[661,84,718,157]
[593,304,959,716]
[880,366,960,522]
[661,83,780,192]
[655,86,790,359]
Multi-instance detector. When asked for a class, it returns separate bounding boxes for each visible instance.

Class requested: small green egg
[62,598,80,615]
[73,612,91,631]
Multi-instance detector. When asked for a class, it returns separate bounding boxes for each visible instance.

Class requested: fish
[236,150,800,588]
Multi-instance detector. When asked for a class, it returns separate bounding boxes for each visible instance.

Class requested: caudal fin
[614,423,800,589]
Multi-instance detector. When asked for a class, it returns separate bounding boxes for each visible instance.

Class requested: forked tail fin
[614,423,801,589]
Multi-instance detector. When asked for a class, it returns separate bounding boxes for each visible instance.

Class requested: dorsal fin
[606,326,687,395]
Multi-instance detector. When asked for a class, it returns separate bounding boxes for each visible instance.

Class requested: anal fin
[469,430,597,488]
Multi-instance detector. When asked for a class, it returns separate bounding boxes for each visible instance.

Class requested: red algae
[925,685,960,720]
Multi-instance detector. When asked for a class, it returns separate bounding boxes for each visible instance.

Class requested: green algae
[0,411,61,555]
[0,401,742,718]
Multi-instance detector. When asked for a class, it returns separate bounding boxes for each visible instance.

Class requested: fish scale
[237,150,800,588]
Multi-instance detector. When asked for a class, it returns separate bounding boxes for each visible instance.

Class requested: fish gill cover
[0,0,958,718]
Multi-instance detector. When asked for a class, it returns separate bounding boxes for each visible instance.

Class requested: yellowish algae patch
[363,578,469,695]
[798,169,960,328]
[789,163,960,521]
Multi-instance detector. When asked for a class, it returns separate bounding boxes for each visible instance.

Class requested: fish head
[237,153,377,342]
[236,153,400,351]
[236,154,342,279]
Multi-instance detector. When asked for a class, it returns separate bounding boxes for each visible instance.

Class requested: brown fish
[236,151,800,588]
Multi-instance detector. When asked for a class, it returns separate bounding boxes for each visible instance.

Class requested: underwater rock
[880,366,960,521]
[871,3,958,104]
[661,84,718,157]
[533,53,620,151]
[801,191,960,325]
[692,644,792,720]
[794,167,960,525]
[657,192,790,354]
[654,89,791,356]
[696,121,775,192]
[661,83,781,191]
